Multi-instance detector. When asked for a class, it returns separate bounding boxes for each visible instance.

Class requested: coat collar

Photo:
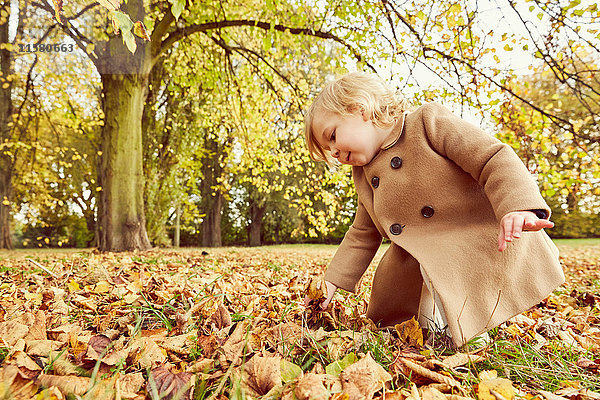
[380,111,409,151]
[362,111,409,169]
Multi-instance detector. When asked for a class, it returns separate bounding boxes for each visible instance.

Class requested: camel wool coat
[324,102,565,347]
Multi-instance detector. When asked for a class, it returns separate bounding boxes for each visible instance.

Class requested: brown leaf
[88,334,111,355]
[147,367,194,400]
[0,365,39,399]
[118,372,144,399]
[128,337,166,369]
[37,374,91,396]
[373,391,406,400]
[24,309,47,341]
[294,373,334,400]
[576,357,599,371]
[10,350,42,371]
[395,317,424,347]
[305,277,325,301]
[133,21,151,41]
[196,334,219,357]
[0,319,29,347]
[240,355,282,397]
[209,303,232,330]
[538,390,569,400]
[422,387,447,400]
[48,351,82,376]
[397,358,461,388]
[339,352,392,400]
[442,352,485,369]
[26,339,63,357]
[218,321,252,367]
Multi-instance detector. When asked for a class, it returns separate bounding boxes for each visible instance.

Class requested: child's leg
[367,244,422,327]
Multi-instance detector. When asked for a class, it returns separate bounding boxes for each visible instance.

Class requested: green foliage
[549,209,600,239]
[17,214,93,248]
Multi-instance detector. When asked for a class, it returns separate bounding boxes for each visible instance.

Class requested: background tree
[0,0,13,248]
[31,0,365,251]
[494,56,600,237]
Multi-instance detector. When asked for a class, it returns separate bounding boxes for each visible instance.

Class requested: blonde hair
[304,72,410,164]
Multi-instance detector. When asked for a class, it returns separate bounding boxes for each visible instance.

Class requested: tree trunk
[0,171,11,249]
[92,0,153,252]
[174,203,180,247]
[199,135,228,247]
[248,200,265,246]
[97,73,152,251]
[0,0,13,249]
[201,191,223,247]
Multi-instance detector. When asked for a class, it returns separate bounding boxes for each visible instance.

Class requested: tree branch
[160,19,375,71]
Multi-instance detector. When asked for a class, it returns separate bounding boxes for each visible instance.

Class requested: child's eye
[330,130,336,142]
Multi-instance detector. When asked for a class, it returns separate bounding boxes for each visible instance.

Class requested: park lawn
[0,240,598,399]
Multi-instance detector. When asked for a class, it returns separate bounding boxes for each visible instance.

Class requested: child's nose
[331,148,340,158]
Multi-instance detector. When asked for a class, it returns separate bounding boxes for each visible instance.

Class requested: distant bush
[548,209,600,238]
[16,215,94,248]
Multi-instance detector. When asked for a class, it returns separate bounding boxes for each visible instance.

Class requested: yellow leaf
[395,316,424,347]
[477,370,515,400]
[93,280,111,294]
[505,323,522,337]
[124,293,140,304]
[67,279,80,292]
[24,292,43,306]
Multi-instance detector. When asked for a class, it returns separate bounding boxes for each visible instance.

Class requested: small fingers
[524,218,554,231]
[512,214,525,238]
[502,216,515,243]
[498,228,506,251]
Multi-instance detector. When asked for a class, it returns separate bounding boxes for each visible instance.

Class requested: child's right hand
[304,280,338,310]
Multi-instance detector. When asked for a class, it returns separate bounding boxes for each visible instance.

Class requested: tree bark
[199,136,227,247]
[0,0,13,249]
[174,203,180,247]
[93,0,152,251]
[97,73,152,251]
[248,200,265,246]
[201,191,223,247]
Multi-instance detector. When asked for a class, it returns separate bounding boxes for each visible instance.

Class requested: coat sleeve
[324,199,382,293]
[421,102,551,221]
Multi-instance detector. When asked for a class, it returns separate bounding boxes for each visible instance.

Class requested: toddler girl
[304,72,564,347]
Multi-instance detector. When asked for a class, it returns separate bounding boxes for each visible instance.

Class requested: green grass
[457,335,600,393]
[553,238,600,248]
[0,347,7,363]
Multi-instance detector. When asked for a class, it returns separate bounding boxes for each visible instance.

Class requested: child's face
[312,109,387,166]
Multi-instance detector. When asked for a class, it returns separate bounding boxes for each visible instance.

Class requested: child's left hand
[498,211,554,252]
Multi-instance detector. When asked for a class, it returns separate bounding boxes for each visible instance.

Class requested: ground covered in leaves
[0,243,599,400]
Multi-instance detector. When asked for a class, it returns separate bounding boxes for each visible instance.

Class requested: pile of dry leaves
[0,244,598,399]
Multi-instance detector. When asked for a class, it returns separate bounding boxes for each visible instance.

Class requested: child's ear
[361,109,370,122]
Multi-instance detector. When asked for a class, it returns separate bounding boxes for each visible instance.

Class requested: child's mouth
[346,152,351,162]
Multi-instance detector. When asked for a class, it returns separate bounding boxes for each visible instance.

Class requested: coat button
[390,223,403,235]
[371,176,380,188]
[421,206,434,218]
[390,156,403,169]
